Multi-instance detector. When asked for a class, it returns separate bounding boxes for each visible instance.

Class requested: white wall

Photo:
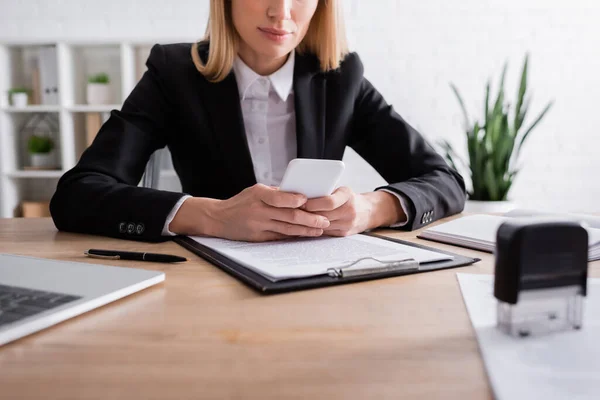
[1,0,599,213]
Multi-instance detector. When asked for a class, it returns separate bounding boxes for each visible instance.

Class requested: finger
[270,208,330,229]
[266,221,324,237]
[322,220,353,231]
[315,204,356,223]
[259,186,307,208]
[303,187,352,212]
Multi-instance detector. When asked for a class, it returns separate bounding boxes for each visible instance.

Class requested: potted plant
[9,87,31,107]
[28,134,56,169]
[441,55,553,213]
[86,73,111,105]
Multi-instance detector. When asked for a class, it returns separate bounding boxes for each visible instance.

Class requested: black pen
[84,249,187,263]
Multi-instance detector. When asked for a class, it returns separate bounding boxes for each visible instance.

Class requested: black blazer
[50,42,466,242]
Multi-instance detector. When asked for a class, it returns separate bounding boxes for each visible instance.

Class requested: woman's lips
[258,27,293,43]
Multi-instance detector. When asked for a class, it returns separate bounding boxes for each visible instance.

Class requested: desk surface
[0,217,598,400]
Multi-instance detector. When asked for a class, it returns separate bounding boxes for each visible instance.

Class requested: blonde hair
[191,0,348,82]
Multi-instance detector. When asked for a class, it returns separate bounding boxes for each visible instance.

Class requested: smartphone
[279,158,345,199]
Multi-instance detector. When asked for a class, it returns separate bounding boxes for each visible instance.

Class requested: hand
[169,184,330,242]
[303,187,406,237]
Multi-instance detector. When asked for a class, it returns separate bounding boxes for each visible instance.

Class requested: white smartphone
[279,158,345,199]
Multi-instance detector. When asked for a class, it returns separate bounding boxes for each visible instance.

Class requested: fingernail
[320,218,330,228]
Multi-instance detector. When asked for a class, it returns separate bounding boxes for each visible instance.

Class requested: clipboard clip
[326,257,419,278]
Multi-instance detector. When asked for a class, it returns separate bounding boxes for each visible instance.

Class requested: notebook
[505,209,600,229]
[418,214,600,261]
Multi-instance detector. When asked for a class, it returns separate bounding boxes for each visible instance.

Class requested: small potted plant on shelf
[86,73,111,105]
[8,88,31,107]
[27,134,56,169]
[441,54,553,213]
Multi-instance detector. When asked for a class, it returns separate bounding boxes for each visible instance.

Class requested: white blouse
[162,51,409,235]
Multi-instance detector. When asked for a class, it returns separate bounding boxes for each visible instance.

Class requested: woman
[50,0,466,242]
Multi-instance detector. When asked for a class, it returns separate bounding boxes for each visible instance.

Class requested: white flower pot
[464,199,517,214]
[86,83,111,105]
[30,152,56,169]
[11,92,29,107]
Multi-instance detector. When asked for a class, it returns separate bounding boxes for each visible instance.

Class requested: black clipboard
[173,233,480,294]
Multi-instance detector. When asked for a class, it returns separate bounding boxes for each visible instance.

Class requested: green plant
[441,55,553,201]
[8,87,31,95]
[27,135,54,154]
[88,73,110,84]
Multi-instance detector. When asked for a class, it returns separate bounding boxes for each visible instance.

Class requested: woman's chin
[256,46,294,61]
[251,38,295,56]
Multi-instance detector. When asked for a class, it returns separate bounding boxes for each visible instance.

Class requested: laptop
[0,253,165,346]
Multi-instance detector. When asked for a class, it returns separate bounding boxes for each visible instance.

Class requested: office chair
[141,150,161,189]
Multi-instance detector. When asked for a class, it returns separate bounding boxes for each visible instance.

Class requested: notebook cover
[416,234,494,254]
[174,233,480,294]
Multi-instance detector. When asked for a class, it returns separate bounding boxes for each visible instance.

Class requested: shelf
[66,104,121,113]
[7,170,64,178]
[1,105,121,113]
[1,105,61,113]
[0,41,165,218]
[0,39,190,46]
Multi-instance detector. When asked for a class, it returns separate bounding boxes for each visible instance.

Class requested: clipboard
[173,233,480,294]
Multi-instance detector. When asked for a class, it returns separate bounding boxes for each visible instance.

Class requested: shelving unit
[2,105,62,113]
[65,105,122,112]
[0,41,182,218]
[7,170,64,178]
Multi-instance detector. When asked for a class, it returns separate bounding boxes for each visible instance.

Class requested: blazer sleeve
[50,44,186,242]
[348,60,466,230]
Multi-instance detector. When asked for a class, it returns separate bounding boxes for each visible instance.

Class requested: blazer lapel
[293,52,326,159]
[196,47,257,190]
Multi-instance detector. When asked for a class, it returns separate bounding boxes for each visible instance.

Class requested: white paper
[191,234,453,281]
[505,209,600,230]
[425,214,505,243]
[457,273,600,400]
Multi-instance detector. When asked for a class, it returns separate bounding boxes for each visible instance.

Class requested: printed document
[457,273,600,400]
[191,234,453,281]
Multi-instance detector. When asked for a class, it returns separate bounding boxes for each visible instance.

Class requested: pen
[84,249,187,263]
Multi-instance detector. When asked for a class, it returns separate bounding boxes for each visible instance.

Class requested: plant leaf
[515,101,554,159]
[494,61,508,120]
[445,153,459,172]
[450,83,470,131]
[488,63,507,150]
[514,54,529,133]
[470,122,491,200]
[484,160,499,200]
[484,80,491,124]
[515,95,530,136]
[439,139,467,171]
[492,110,505,153]
[498,175,513,200]
[493,114,512,175]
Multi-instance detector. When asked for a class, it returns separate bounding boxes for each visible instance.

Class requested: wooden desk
[0,217,598,399]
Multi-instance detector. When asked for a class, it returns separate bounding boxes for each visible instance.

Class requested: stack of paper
[191,234,453,282]
[457,274,600,399]
[418,214,600,261]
